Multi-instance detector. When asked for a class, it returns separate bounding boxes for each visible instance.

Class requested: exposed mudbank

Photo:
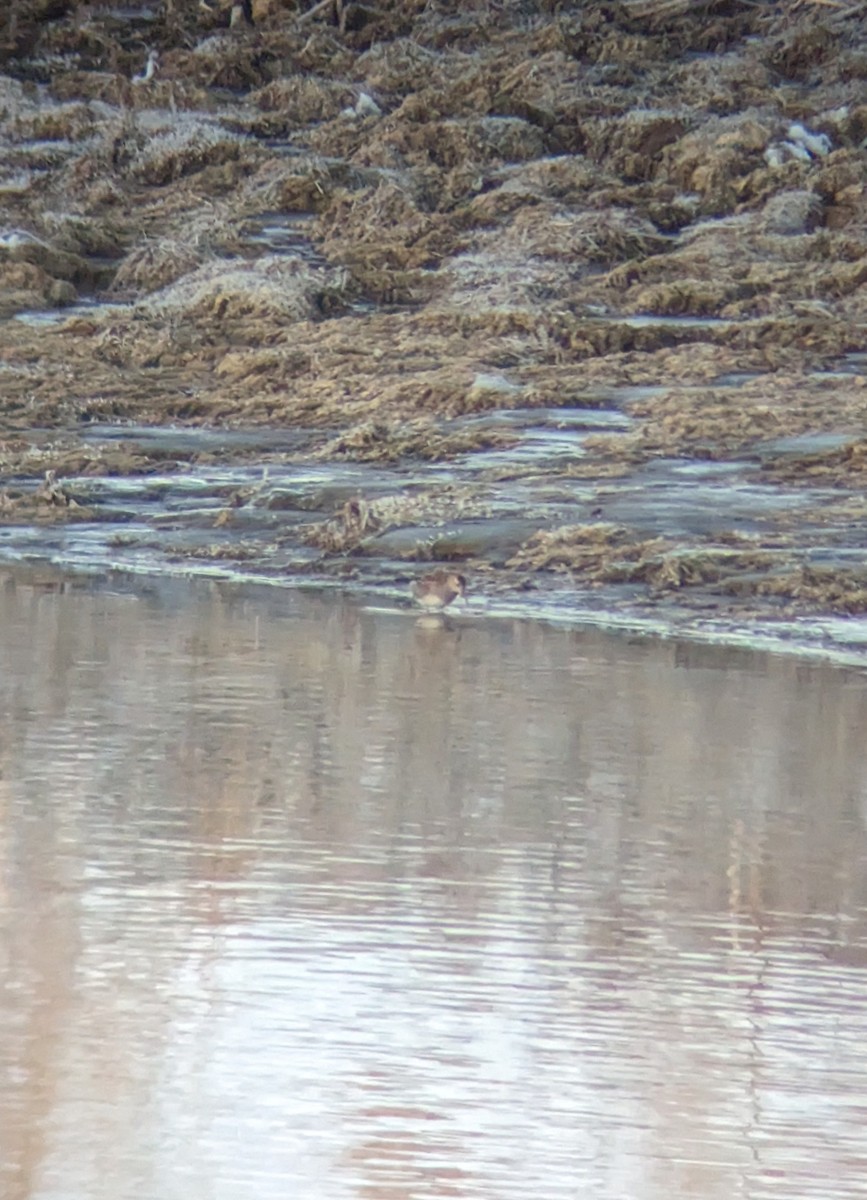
[2,0,867,656]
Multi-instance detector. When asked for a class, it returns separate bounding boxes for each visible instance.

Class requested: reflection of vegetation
[3,569,867,1191]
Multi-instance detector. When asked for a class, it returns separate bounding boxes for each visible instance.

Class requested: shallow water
[1,569,867,1200]
[1,404,853,650]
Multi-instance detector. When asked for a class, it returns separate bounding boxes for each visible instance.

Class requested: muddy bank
[2,0,867,647]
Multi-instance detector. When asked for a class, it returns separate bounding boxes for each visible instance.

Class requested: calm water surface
[1,570,867,1200]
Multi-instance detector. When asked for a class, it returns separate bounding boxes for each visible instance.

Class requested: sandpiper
[411,569,468,611]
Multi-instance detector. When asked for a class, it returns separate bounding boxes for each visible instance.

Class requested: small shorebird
[411,569,468,611]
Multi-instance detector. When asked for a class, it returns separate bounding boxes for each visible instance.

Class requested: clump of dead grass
[314,180,458,270]
[303,485,493,553]
[744,564,867,614]
[127,117,254,185]
[250,76,354,127]
[509,522,779,592]
[139,254,351,323]
[314,416,518,462]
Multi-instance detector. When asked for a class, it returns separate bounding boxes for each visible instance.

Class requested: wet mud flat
[2,0,867,656]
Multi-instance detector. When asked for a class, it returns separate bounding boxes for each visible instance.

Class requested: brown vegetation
[1,0,867,622]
